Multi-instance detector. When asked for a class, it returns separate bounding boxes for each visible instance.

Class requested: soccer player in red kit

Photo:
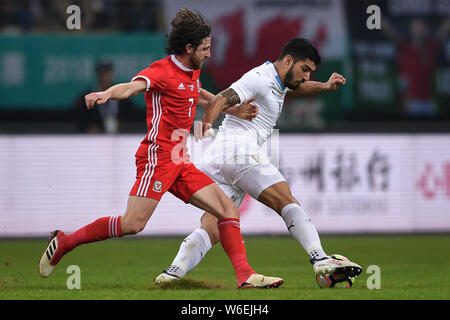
[38,8,283,289]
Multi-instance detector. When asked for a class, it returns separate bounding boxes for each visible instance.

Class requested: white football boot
[238,274,284,289]
[39,230,67,278]
[313,254,362,279]
[154,265,184,284]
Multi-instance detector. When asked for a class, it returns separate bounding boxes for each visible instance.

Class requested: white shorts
[197,137,286,207]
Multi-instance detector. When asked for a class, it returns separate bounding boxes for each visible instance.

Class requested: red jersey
[398,40,437,100]
[132,55,202,161]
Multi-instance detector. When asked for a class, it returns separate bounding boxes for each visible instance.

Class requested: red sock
[217,218,255,286]
[63,216,122,252]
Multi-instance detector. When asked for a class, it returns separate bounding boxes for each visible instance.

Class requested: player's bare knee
[200,214,220,245]
[121,215,146,235]
[210,232,220,245]
[126,223,145,235]
[213,196,239,219]
[200,225,219,245]
[225,203,240,219]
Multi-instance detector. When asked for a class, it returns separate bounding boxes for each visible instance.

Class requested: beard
[190,55,203,70]
[284,66,304,90]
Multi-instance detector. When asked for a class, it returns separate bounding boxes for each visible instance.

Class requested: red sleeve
[131,62,167,92]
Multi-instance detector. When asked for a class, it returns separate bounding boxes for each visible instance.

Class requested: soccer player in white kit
[155,38,362,287]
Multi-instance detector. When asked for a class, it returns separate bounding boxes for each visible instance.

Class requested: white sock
[280,203,328,263]
[168,227,212,277]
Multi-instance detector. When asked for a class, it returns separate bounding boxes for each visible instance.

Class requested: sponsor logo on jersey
[153,180,163,192]
[177,82,185,90]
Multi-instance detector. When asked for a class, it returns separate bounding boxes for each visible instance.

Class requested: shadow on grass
[2,276,226,292]
[148,278,226,290]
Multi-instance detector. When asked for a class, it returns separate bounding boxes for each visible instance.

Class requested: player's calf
[154,227,213,285]
[120,196,159,235]
[120,217,146,235]
[39,216,123,278]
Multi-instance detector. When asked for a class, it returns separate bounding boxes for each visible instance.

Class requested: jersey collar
[170,54,193,72]
[265,61,286,91]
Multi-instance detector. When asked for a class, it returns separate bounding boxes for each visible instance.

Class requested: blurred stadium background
[0,0,449,239]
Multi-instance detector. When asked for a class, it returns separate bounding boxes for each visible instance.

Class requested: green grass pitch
[0,235,449,300]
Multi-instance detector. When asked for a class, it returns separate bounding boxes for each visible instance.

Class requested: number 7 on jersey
[188,98,194,117]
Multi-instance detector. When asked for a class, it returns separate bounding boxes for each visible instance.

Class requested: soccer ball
[315,254,357,288]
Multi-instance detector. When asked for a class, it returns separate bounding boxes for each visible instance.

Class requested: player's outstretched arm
[198,88,215,108]
[198,88,216,108]
[223,99,257,120]
[199,88,257,120]
[202,88,240,125]
[84,80,147,109]
[195,88,244,140]
[288,72,346,97]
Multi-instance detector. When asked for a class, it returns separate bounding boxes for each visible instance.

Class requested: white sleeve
[131,75,151,91]
[229,70,263,103]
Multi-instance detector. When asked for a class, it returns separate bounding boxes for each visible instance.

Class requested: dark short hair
[278,38,321,65]
[95,60,113,73]
[165,8,211,55]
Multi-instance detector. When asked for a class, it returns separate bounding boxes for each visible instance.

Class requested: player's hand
[325,73,346,91]
[194,121,214,142]
[84,91,111,110]
[236,98,258,121]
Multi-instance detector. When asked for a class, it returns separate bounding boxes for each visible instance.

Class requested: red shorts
[129,156,214,203]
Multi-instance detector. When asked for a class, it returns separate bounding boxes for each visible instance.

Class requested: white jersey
[199,61,289,202]
[218,61,289,147]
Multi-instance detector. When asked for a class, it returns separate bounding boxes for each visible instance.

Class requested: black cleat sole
[332,266,363,278]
